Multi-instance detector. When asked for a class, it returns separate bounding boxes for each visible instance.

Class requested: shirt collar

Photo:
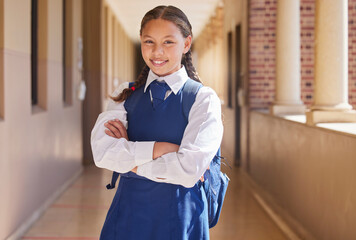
[144,66,189,95]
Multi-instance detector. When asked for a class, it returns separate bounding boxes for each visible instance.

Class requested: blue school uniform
[100,79,210,240]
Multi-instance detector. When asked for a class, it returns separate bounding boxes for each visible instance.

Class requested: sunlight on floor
[22,165,287,240]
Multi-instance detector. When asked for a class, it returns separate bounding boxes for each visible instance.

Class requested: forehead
[141,19,183,38]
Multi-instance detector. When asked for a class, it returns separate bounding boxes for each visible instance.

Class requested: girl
[91,5,223,240]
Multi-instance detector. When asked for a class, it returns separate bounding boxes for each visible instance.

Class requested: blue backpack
[106,79,229,228]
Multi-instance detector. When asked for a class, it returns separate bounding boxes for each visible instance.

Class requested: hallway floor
[22,165,288,240]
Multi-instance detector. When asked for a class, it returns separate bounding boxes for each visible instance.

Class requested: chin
[149,67,170,77]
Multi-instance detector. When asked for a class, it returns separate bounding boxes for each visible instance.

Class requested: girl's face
[140,19,192,77]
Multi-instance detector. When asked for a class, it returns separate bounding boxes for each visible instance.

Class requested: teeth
[153,60,165,64]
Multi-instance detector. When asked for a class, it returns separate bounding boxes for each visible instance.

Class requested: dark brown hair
[112,5,201,102]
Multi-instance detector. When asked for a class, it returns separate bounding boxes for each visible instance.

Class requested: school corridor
[1,0,356,239]
[20,164,287,240]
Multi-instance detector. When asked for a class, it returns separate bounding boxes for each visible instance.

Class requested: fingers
[104,119,128,140]
[105,129,117,138]
[104,121,122,138]
[113,120,128,140]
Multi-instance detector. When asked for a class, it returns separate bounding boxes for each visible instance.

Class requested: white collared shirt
[90,66,223,188]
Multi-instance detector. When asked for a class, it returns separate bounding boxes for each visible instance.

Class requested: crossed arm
[91,83,222,187]
[104,119,180,173]
[104,119,207,181]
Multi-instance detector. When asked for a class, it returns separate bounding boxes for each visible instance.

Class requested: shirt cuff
[136,162,153,179]
[134,141,155,166]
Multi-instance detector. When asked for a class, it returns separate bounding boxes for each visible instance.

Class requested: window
[0,0,3,119]
[31,0,38,106]
[63,0,72,105]
[103,5,108,98]
[111,16,116,93]
[106,10,113,96]
[32,0,48,111]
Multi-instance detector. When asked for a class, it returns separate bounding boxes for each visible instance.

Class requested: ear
[183,35,192,54]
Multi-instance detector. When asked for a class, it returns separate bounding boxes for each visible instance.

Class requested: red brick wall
[349,0,356,107]
[300,0,315,107]
[249,0,356,109]
[249,0,276,109]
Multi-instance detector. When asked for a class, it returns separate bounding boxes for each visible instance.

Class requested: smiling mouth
[150,59,168,67]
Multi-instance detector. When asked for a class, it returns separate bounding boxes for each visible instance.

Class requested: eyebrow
[142,35,176,39]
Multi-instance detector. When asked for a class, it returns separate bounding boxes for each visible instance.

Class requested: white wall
[0,0,83,238]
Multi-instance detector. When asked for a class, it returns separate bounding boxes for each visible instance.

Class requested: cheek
[172,47,185,60]
[141,47,150,60]
[141,46,146,55]
[167,46,180,56]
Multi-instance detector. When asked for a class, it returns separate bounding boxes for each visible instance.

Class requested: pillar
[306,0,356,124]
[270,0,305,115]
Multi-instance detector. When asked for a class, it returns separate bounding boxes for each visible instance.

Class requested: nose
[152,44,164,56]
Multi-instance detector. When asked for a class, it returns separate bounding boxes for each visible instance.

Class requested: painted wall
[0,0,83,238]
[102,1,136,104]
[249,111,356,240]
[194,0,250,166]
[82,0,136,165]
[222,0,249,167]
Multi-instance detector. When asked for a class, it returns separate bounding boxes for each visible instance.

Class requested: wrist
[153,142,162,159]
[153,142,180,159]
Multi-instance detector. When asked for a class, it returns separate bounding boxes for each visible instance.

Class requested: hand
[104,119,128,140]
[200,165,210,182]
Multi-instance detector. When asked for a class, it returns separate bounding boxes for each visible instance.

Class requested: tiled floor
[22,165,288,240]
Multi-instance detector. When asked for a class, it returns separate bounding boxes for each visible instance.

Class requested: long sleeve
[136,86,223,188]
[90,82,155,173]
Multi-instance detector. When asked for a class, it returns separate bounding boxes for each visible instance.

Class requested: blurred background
[1,0,356,239]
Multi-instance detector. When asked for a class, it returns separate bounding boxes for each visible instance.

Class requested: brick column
[270,0,305,115]
[306,0,356,124]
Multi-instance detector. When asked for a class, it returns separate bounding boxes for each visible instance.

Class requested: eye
[164,40,174,44]
[144,40,154,44]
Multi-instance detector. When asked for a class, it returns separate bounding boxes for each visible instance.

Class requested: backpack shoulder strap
[106,171,120,189]
[181,79,222,161]
[180,80,227,228]
[182,79,203,121]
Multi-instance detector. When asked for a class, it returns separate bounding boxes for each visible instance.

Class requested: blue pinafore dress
[100,79,210,240]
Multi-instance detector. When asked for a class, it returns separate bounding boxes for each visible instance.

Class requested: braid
[183,50,202,83]
[111,65,150,102]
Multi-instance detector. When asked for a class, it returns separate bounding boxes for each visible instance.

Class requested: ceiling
[106,0,223,43]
